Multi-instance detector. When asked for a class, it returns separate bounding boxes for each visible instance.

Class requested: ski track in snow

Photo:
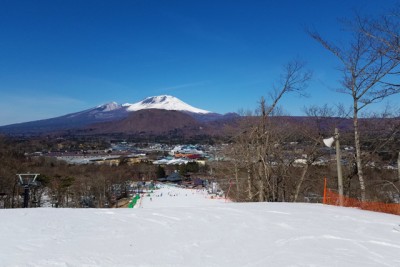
[0,184,399,267]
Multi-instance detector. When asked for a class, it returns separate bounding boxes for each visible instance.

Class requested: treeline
[213,110,399,203]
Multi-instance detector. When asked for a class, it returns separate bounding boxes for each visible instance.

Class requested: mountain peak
[97,102,121,112]
[123,95,210,114]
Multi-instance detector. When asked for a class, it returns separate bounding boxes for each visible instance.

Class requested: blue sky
[0,0,399,126]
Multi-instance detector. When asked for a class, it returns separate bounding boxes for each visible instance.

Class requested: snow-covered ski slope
[1,184,399,267]
[135,184,226,208]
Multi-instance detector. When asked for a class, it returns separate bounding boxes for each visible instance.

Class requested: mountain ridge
[0,95,237,135]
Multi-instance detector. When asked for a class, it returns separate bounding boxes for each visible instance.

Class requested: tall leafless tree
[309,10,400,201]
[228,59,311,202]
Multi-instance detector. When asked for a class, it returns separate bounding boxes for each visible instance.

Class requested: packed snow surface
[1,185,400,267]
[124,95,210,114]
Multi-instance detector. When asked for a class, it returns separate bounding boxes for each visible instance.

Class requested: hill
[0,95,238,137]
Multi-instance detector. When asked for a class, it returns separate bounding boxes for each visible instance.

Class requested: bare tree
[222,113,258,201]
[292,105,336,202]
[309,11,400,201]
[227,59,311,202]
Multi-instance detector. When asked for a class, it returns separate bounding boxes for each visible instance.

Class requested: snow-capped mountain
[0,95,239,135]
[123,95,210,114]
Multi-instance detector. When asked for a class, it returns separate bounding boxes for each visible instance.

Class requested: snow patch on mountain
[96,102,121,112]
[123,95,210,114]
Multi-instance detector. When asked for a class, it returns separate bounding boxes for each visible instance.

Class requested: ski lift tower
[17,173,39,208]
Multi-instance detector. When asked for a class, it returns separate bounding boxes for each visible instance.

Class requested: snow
[123,95,211,114]
[96,102,121,112]
[1,184,399,267]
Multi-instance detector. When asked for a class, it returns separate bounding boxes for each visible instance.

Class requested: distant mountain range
[0,95,239,136]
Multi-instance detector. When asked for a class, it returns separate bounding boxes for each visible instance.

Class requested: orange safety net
[324,189,400,216]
